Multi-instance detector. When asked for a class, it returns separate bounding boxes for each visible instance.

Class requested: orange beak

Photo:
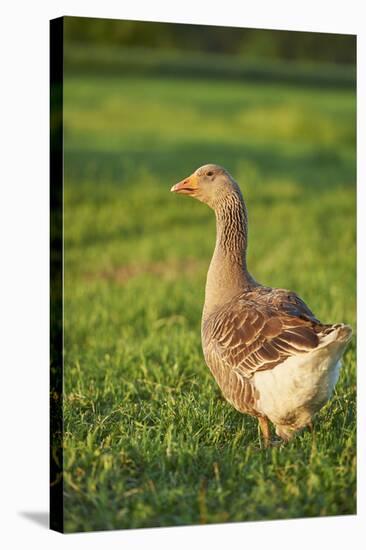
[170,174,198,195]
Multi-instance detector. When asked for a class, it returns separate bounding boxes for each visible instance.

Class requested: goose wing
[202,290,321,380]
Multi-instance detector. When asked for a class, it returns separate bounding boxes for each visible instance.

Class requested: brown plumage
[171,164,352,446]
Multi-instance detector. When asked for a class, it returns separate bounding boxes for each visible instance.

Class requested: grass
[64,42,356,88]
[62,68,356,532]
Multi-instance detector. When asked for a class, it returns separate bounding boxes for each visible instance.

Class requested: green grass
[62,70,356,532]
[64,42,356,89]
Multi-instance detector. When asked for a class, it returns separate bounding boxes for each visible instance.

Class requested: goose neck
[203,191,254,320]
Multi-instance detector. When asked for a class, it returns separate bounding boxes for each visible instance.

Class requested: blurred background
[62,17,356,532]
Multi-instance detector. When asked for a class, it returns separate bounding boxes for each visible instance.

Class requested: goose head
[171,164,240,209]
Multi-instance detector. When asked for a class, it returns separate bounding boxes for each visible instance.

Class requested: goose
[171,163,352,446]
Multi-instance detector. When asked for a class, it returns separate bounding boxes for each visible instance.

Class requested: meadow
[62,65,356,532]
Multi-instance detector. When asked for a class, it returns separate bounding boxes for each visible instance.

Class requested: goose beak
[171,174,198,195]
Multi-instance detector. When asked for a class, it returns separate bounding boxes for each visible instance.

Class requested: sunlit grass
[62,72,356,532]
[64,76,355,151]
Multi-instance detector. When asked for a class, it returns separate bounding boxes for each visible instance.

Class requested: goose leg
[258,416,270,448]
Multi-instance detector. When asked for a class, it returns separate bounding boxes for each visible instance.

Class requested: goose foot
[257,417,287,448]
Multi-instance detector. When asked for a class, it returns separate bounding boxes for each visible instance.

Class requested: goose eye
[207,171,213,176]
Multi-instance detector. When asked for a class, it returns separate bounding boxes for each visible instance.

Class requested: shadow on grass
[64,140,355,192]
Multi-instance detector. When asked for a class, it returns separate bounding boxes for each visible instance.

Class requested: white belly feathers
[253,327,349,436]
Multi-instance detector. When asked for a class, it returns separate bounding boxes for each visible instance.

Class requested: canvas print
[50,16,356,533]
